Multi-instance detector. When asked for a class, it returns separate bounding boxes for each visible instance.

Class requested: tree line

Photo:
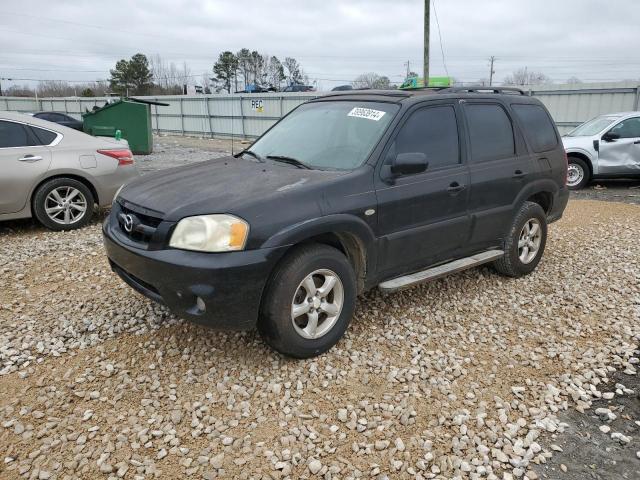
[212,50,307,93]
[3,55,590,98]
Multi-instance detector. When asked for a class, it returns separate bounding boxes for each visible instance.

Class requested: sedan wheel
[33,178,94,231]
[45,186,88,225]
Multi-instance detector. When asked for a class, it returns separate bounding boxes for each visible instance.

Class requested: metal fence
[1,82,639,137]
[528,82,640,134]
[0,93,319,139]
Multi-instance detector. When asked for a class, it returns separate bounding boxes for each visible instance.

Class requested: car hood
[561,135,592,149]
[119,156,346,221]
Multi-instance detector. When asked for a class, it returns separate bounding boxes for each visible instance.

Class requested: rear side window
[0,121,32,148]
[465,104,515,162]
[35,113,53,121]
[393,105,460,169]
[30,126,58,145]
[512,104,558,152]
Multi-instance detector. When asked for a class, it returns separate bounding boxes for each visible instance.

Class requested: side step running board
[378,249,504,293]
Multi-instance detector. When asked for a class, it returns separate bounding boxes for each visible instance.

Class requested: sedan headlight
[169,214,249,252]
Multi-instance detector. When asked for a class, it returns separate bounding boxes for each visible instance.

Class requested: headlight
[112,185,124,205]
[169,214,249,252]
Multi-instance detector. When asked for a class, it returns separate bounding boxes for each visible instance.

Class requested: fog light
[196,296,206,312]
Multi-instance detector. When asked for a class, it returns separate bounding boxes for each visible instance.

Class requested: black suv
[103,87,568,358]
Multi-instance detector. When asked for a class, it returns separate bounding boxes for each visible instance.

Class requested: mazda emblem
[123,214,134,233]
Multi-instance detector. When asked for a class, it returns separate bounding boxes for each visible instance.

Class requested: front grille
[115,201,163,247]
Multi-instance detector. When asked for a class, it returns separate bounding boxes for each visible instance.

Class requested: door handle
[633,140,640,145]
[512,170,526,179]
[18,155,43,162]
[447,182,466,193]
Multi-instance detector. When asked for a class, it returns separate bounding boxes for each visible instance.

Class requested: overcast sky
[2,0,640,91]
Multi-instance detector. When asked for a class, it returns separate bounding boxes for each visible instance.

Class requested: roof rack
[439,86,527,96]
[319,90,412,99]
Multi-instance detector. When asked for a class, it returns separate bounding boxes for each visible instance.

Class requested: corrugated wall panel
[2,85,637,138]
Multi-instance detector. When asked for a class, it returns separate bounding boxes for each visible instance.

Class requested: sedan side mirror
[390,152,428,176]
[602,132,620,142]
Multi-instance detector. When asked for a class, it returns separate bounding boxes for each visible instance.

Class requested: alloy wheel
[45,186,88,225]
[518,218,542,264]
[291,269,344,339]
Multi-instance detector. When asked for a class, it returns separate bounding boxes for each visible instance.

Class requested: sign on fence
[251,99,264,113]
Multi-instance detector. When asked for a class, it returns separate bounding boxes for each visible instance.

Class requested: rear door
[463,101,531,250]
[511,103,564,184]
[0,120,53,214]
[598,116,640,175]
[375,101,470,277]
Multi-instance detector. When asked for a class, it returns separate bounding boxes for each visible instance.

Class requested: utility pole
[405,60,411,79]
[423,0,430,86]
[489,56,496,86]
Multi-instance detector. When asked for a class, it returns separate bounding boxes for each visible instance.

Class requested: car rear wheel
[493,201,547,278]
[567,157,590,190]
[258,244,356,358]
[33,178,94,231]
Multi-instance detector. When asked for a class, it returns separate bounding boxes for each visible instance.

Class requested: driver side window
[392,105,460,170]
[609,117,640,139]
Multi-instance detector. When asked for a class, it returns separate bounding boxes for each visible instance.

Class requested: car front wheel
[33,178,94,231]
[258,244,356,358]
[567,157,590,190]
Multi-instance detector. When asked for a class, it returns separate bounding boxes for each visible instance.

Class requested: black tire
[258,244,357,358]
[33,178,94,231]
[493,201,547,278]
[567,157,590,190]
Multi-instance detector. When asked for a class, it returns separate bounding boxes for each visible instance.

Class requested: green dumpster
[82,98,168,155]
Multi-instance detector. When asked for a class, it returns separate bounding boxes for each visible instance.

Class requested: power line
[3,11,170,40]
[431,0,449,78]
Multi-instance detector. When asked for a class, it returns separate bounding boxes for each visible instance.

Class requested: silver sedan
[0,111,139,230]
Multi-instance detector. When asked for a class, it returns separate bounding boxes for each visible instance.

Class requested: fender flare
[512,178,559,213]
[565,148,596,175]
[261,214,377,288]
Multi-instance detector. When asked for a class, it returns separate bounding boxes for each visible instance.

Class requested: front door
[598,116,640,175]
[0,120,52,214]
[375,102,470,277]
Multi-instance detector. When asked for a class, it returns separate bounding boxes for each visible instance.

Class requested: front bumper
[103,220,287,330]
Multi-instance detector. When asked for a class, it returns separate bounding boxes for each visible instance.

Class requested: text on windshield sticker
[348,107,386,121]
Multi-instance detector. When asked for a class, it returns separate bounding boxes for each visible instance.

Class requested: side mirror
[602,132,620,142]
[390,152,428,176]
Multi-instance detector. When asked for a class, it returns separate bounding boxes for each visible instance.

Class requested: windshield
[250,101,399,170]
[566,115,620,137]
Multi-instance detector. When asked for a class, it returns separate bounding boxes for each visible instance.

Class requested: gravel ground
[1,199,639,479]
[135,135,239,174]
[570,179,640,206]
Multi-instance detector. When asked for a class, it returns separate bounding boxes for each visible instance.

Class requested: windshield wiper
[236,149,265,162]
[266,155,312,170]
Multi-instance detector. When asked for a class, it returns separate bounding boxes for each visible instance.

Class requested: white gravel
[0,199,639,479]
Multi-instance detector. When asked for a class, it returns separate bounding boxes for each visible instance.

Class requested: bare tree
[352,72,392,89]
[283,57,303,85]
[265,56,285,90]
[566,76,582,85]
[503,68,551,86]
[5,84,34,97]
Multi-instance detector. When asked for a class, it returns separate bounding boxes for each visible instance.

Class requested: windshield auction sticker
[348,107,386,121]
